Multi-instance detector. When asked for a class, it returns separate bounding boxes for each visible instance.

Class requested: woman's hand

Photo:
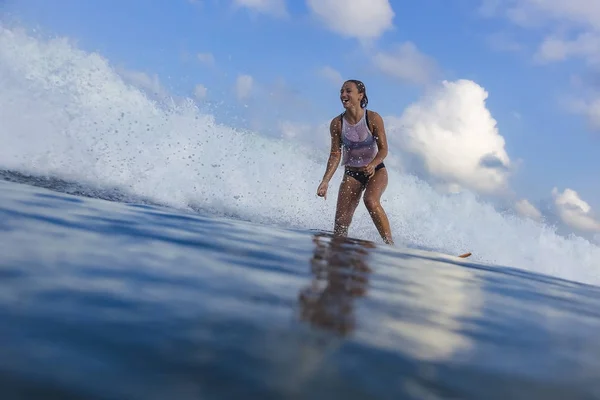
[317,180,329,199]
[363,163,375,177]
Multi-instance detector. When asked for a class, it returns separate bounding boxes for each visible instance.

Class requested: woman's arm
[320,117,342,183]
[317,118,342,199]
[367,111,389,169]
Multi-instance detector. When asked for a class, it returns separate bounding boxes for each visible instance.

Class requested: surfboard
[309,229,472,259]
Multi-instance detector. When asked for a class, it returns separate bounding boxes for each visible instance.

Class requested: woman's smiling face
[340,81,363,110]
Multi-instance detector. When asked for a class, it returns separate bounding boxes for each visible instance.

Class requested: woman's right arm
[320,117,342,183]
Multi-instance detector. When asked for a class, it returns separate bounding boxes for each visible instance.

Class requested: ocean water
[2,24,600,399]
[3,177,600,400]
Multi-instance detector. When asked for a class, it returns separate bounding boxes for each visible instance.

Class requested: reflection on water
[298,232,376,336]
[371,250,483,363]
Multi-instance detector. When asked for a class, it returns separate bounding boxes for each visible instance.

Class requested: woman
[316,79,394,245]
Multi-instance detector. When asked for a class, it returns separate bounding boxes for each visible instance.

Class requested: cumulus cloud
[534,32,600,64]
[306,0,395,41]
[194,83,207,99]
[317,66,343,86]
[515,199,542,221]
[501,0,600,30]
[552,187,600,232]
[563,96,600,130]
[482,2,600,130]
[484,1,600,64]
[197,52,215,66]
[233,0,287,18]
[373,41,438,85]
[387,79,512,195]
[236,74,253,100]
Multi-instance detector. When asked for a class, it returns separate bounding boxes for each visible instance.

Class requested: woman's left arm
[366,111,389,174]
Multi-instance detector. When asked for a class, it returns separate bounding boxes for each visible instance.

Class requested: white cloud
[482,2,600,130]
[552,187,600,232]
[197,52,215,66]
[535,32,600,64]
[485,1,600,64]
[317,66,343,86]
[388,79,512,195]
[233,0,287,17]
[306,0,395,41]
[515,199,542,221]
[373,41,438,85]
[236,74,253,100]
[564,96,600,130]
[194,83,207,99]
[503,0,600,30]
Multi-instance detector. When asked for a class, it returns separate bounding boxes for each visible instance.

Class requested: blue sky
[2,0,600,235]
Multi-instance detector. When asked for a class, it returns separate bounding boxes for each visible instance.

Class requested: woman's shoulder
[366,109,384,127]
[329,113,344,131]
[366,109,382,119]
[364,110,385,135]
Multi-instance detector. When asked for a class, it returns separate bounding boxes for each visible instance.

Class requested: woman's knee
[363,196,380,212]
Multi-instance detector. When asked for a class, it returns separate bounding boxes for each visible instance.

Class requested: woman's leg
[363,168,393,244]
[333,173,364,237]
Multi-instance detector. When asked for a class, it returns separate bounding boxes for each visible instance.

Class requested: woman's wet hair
[345,79,368,108]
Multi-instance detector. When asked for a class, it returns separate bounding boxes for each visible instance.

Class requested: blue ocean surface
[2,23,600,399]
[2,177,600,400]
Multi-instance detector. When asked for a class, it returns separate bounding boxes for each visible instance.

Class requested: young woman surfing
[316,79,394,245]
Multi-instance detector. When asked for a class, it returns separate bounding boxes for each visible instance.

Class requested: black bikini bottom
[344,163,385,187]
